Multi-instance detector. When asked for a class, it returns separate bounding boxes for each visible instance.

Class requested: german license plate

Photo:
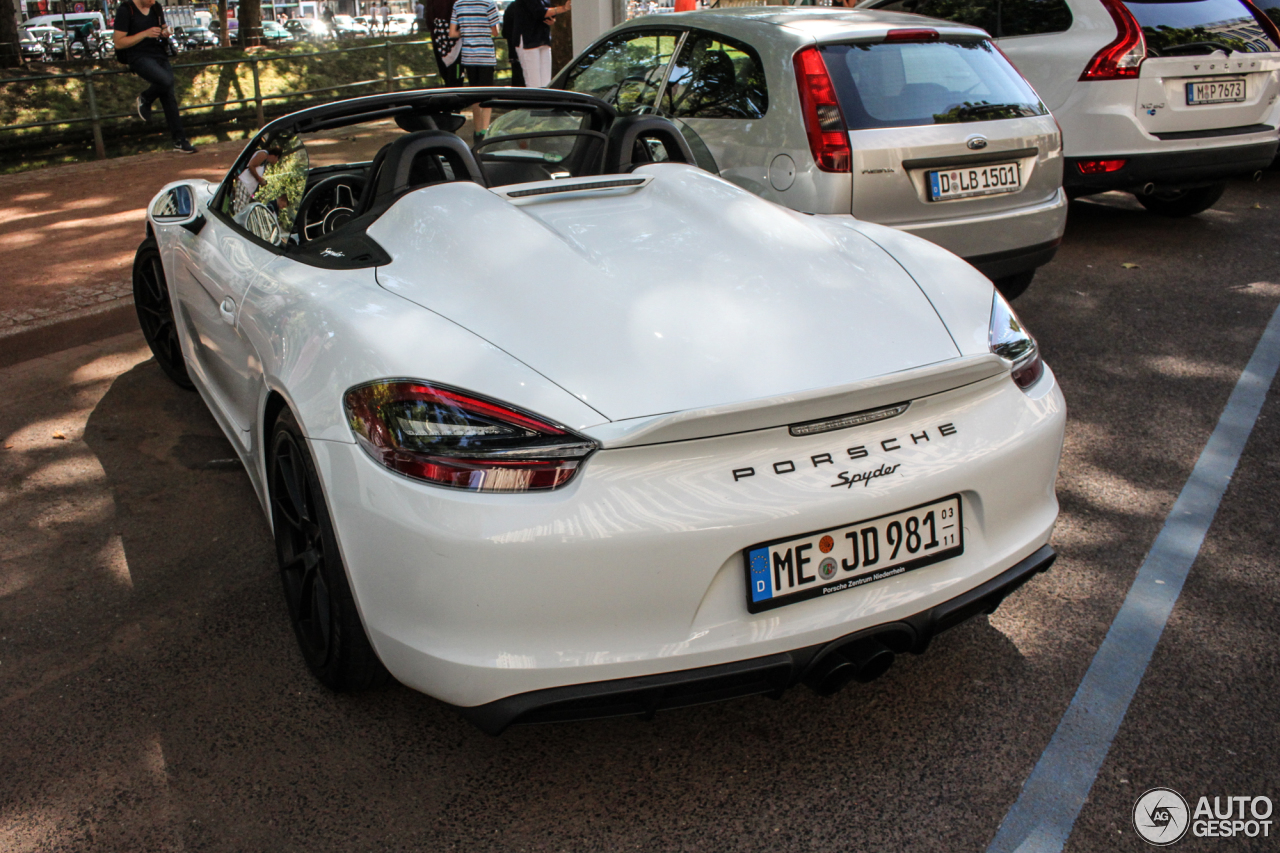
[927,162,1022,201]
[744,496,963,613]
[1186,78,1245,105]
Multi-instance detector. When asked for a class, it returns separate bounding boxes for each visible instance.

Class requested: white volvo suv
[859,0,1280,215]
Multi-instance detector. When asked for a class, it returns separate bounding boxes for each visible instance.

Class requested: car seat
[355,130,487,217]
[603,116,697,174]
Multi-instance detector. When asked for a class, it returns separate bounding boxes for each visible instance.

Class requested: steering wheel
[295,174,368,245]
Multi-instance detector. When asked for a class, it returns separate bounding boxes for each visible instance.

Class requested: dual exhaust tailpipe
[802,636,897,697]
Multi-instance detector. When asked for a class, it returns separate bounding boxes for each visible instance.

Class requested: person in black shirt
[507,0,569,88]
[113,0,196,153]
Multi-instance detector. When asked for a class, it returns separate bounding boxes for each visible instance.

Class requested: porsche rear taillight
[1079,0,1146,80]
[989,292,1044,391]
[793,47,851,173]
[344,381,598,492]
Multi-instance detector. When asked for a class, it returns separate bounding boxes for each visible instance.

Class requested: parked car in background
[285,17,331,40]
[388,12,417,34]
[210,18,239,41]
[331,14,372,36]
[177,25,219,48]
[556,9,1066,297]
[19,28,46,62]
[857,0,1280,216]
[260,19,296,43]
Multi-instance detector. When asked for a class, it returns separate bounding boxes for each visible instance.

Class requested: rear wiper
[952,103,1035,119]
[1158,41,1235,56]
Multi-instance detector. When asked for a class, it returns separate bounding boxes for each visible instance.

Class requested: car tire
[269,407,391,692]
[132,238,195,390]
[993,270,1035,300]
[1135,182,1227,217]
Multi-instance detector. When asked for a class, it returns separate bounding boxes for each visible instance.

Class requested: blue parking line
[987,301,1280,853]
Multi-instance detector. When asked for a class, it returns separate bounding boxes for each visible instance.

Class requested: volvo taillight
[1241,0,1280,45]
[1079,0,1146,80]
[344,381,598,492]
[793,47,851,173]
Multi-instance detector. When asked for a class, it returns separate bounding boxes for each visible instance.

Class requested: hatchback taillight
[1080,0,1146,80]
[793,47,851,173]
[344,381,598,492]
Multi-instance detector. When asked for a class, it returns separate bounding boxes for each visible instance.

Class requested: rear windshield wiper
[950,103,1038,120]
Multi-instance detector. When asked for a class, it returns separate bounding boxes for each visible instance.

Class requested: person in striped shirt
[449,0,501,138]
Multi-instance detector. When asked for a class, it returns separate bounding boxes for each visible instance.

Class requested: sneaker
[173,139,197,154]
[136,95,152,122]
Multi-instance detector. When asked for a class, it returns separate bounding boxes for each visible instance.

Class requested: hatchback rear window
[1123,0,1280,54]
[819,39,1047,130]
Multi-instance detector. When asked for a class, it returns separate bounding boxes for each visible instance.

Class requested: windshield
[819,39,1047,131]
[1122,0,1280,54]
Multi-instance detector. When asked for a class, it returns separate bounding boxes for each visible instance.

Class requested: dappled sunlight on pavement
[0,142,243,334]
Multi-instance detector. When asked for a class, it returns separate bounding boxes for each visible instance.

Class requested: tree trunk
[239,0,262,46]
[0,1,23,68]
[551,8,571,79]
[218,0,231,46]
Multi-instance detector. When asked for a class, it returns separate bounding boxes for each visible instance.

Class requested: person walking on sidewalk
[428,0,461,86]
[449,0,500,138]
[112,0,196,153]
[507,0,570,89]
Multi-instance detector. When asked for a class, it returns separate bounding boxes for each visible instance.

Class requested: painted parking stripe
[987,300,1280,853]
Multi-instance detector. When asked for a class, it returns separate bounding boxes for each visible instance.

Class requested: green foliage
[254,145,309,232]
[0,38,511,165]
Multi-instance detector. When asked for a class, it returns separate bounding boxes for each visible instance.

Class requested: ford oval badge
[966,137,988,151]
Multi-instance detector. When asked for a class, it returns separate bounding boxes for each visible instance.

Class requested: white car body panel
[311,365,1062,707]
[371,166,959,423]
[142,108,1066,716]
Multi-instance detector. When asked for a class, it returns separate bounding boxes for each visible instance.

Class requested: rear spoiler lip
[582,353,1009,449]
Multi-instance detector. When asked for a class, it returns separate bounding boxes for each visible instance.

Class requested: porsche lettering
[731,423,957,482]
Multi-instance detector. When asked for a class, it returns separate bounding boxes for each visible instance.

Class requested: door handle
[219,296,236,324]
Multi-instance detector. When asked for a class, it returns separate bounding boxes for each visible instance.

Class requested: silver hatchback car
[555,9,1066,297]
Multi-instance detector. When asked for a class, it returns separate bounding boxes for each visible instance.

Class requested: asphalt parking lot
[2,174,1278,852]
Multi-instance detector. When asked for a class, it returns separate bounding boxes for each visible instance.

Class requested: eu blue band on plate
[749,547,771,603]
[929,172,941,198]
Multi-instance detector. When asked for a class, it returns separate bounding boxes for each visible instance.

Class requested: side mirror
[152,184,206,234]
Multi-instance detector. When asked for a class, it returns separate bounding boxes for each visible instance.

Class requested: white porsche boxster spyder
[134,88,1065,733]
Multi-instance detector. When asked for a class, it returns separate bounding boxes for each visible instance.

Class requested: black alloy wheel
[132,238,194,389]
[269,407,390,691]
[1135,182,1228,217]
